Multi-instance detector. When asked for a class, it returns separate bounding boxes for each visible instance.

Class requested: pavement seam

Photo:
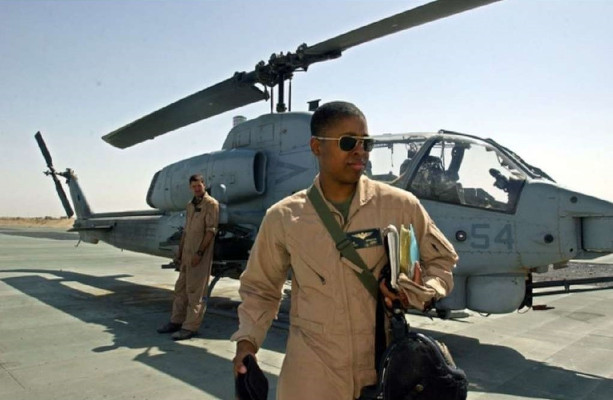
[0,361,26,390]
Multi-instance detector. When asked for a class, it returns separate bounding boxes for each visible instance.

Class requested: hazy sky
[1,0,612,217]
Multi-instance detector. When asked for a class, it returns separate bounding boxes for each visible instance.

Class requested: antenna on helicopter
[308,99,321,112]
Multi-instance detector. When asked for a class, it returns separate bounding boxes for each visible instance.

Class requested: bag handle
[307,185,378,299]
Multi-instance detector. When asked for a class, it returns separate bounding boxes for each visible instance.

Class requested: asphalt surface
[1,226,612,400]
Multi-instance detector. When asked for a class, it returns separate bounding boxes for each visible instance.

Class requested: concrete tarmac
[1,226,612,400]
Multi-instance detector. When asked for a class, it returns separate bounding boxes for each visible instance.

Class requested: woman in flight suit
[232,101,457,399]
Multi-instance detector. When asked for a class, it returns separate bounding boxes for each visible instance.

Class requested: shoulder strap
[307,185,378,299]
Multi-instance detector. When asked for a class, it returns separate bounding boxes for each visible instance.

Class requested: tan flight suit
[231,175,458,400]
[171,193,219,332]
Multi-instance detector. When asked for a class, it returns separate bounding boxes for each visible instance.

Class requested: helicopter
[35,0,613,317]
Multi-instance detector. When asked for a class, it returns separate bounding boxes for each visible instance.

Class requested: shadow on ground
[1,268,284,399]
[2,268,611,399]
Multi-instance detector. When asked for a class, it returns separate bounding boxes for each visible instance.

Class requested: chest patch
[346,228,382,249]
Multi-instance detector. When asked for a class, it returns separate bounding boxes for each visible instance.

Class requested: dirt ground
[533,262,613,287]
[0,217,74,228]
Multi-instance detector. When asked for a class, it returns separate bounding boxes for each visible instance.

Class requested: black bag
[235,354,269,400]
[360,311,468,400]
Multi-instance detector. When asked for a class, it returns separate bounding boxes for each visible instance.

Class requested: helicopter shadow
[0,268,285,399]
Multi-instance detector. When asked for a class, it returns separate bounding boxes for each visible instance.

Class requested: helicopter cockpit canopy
[368,131,540,213]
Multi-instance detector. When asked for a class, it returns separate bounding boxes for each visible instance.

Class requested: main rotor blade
[304,0,501,57]
[102,75,268,149]
[51,173,74,218]
[34,131,53,168]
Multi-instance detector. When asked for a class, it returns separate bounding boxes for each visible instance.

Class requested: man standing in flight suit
[231,101,458,399]
[157,174,219,341]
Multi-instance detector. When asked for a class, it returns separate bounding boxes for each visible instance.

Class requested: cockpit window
[408,138,526,212]
[368,134,527,213]
[367,135,428,182]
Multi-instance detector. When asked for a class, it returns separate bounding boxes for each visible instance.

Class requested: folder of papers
[385,224,419,289]
[384,225,400,289]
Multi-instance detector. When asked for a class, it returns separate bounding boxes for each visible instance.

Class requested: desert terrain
[0,216,74,228]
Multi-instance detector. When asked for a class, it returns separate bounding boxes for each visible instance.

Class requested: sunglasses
[313,135,375,152]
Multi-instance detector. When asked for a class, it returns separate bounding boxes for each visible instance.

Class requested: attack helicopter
[36,0,613,317]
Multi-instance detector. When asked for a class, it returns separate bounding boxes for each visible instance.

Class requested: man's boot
[171,329,197,341]
[157,322,181,334]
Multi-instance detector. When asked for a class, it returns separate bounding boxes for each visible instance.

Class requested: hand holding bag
[396,273,437,311]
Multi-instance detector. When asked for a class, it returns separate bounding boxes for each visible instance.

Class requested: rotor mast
[253,44,337,113]
[276,75,286,113]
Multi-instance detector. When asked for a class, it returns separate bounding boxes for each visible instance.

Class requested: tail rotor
[34,132,75,218]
